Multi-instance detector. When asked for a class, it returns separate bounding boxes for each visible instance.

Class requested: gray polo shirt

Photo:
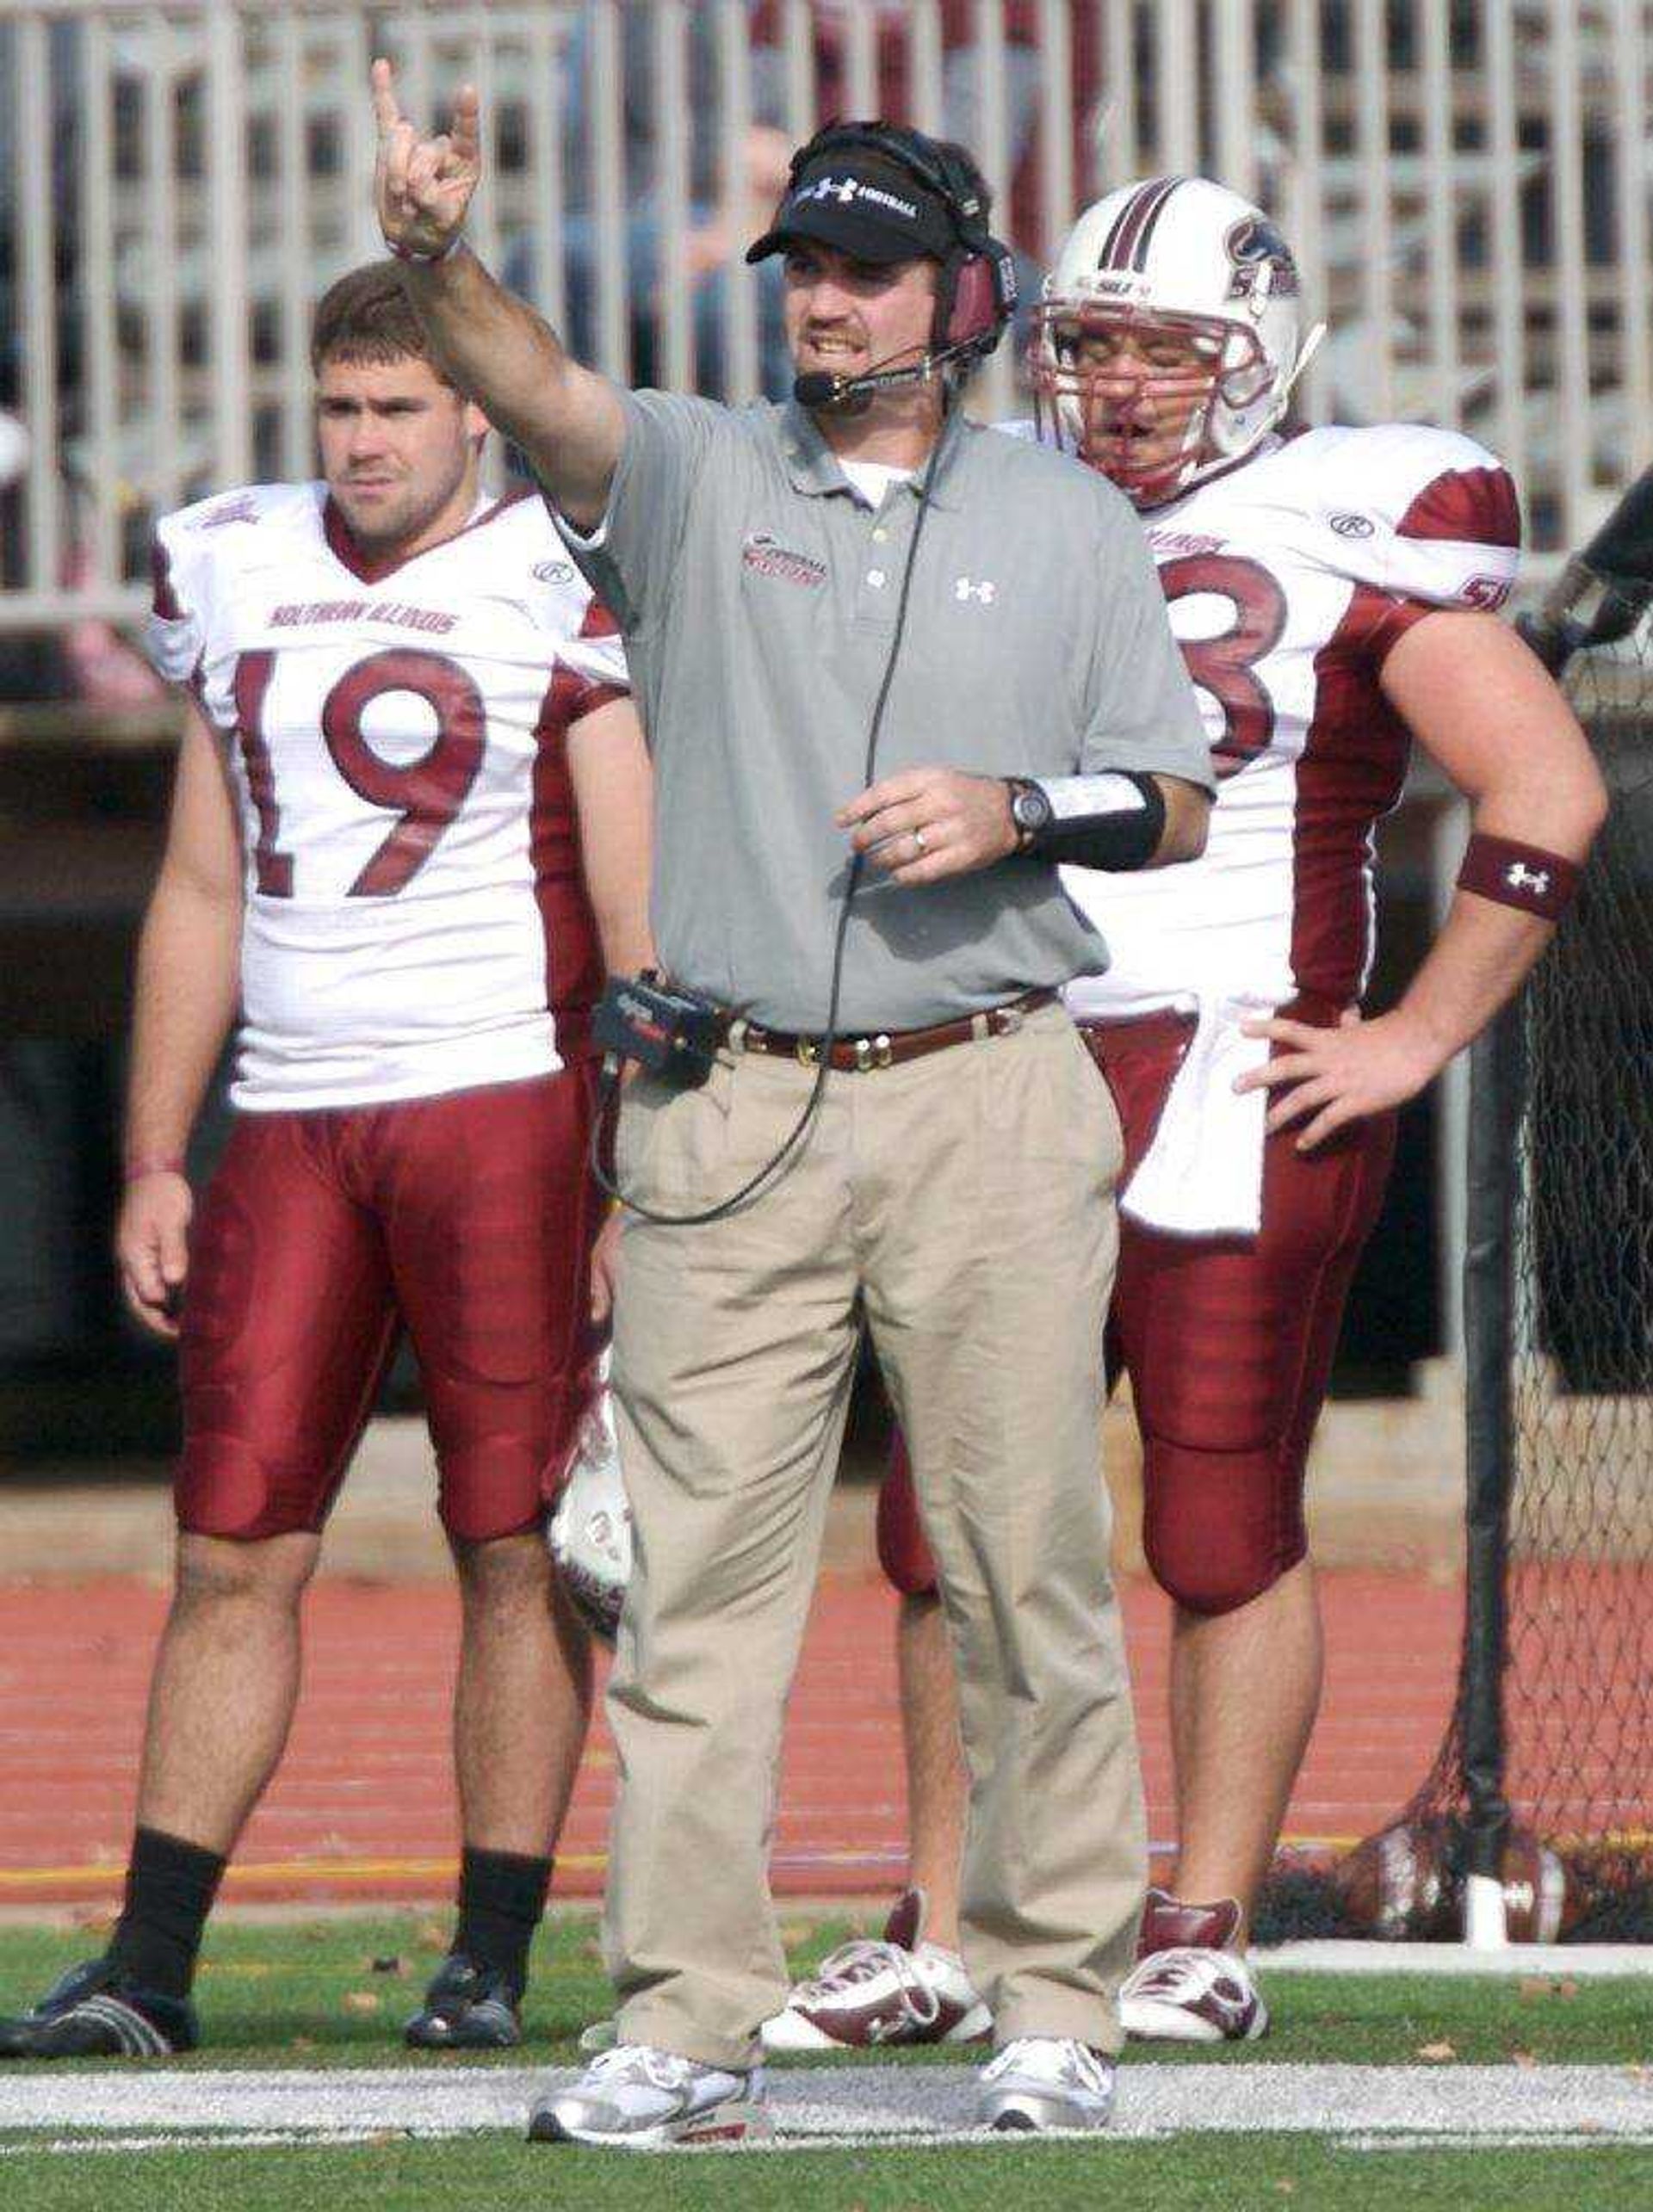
[558,392,1210,1032]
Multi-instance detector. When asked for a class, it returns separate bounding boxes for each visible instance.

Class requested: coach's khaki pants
[604,1002,1146,2067]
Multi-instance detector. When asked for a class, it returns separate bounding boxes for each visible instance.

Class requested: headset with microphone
[756,119,1019,410]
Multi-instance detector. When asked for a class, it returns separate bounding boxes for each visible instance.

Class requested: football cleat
[1118,1888,1269,2043]
[761,1888,989,2051]
[0,1957,197,2060]
[526,2044,772,2149]
[404,1953,522,2050]
[976,2036,1116,2133]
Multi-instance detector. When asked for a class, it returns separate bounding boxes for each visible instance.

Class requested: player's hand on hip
[1235,1006,1446,1151]
[837,768,1018,884]
[371,58,481,261]
[115,1169,194,1339]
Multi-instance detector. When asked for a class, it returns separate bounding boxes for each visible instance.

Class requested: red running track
[0,1570,1458,1906]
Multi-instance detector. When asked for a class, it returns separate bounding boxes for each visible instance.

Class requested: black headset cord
[591,389,961,1228]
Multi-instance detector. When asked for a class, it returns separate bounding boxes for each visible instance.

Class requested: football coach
[373,65,1213,2144]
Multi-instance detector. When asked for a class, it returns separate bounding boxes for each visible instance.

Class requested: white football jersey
[1047,422,1521,1020]
[147,483,629,1110]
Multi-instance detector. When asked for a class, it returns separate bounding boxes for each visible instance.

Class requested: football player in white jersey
[0,266,653,2063]
[770,176,1607,2052]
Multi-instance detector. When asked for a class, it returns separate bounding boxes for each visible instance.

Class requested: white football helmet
[1031,175,1325,507]
[548,1355,632,1644]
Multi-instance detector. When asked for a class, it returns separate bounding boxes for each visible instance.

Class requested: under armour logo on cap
[796,172,920,220]
[746,148,959,268]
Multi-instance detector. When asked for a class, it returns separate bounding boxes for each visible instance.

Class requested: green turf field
[7,2134,1653,2212]
[2,1914,1650,2209]
[0,1912,1646,2068]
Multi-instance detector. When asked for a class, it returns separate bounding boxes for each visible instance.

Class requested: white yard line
[3,2062,1652,2151]
[1260,1942,1653,1978]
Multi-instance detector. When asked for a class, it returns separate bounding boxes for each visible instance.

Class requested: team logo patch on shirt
[742,532,827,588]
[1329,511,1375,539]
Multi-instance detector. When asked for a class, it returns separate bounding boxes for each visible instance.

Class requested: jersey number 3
[1158,553,1287,779]
[232,648,486,896]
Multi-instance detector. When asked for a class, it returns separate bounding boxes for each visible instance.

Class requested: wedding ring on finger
[911,826,927,855]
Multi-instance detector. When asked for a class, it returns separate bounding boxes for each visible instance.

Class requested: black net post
[1458,995,1526,1929]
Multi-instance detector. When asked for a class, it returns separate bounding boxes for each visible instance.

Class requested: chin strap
[1165,317,1328,501]
[1280,318,1328,407]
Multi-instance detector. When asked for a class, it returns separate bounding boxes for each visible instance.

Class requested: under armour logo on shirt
[955,578,996,605]
[1506,861,1551,896]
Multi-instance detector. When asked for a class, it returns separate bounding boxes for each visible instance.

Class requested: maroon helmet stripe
[1104,181,1161,269]
[1125,176,1186,270]
[1104,176,1185,273]
[1099,181,1158,268]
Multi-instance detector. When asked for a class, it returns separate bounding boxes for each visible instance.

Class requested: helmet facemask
[1031,300,1285,510]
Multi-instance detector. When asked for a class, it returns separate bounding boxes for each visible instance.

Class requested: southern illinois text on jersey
[146,482,628,1111]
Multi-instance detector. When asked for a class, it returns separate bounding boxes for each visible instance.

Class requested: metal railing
[2,0,1650,627]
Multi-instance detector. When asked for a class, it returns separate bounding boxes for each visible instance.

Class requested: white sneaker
[761,1888,988,2051]
[525,2043,772,2149]
[1118,1888,1269,2043]
[1119,1943,1269,2043]
[975,2036,1116,2133]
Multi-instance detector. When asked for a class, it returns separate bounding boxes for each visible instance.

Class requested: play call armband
[1006,770,1167,872]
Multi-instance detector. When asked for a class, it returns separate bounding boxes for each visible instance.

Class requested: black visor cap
[746,150,957,269]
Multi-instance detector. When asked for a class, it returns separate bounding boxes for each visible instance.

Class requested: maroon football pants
[879,1010,1396,1615]
[176,1067,603,1545]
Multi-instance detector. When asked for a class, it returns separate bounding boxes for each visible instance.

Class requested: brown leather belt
[1076,990,1347,1041]
[723,986,1059,1073]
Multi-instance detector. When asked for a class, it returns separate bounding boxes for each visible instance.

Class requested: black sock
[105,1826,226,1999]
[451,1846,553,1999]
